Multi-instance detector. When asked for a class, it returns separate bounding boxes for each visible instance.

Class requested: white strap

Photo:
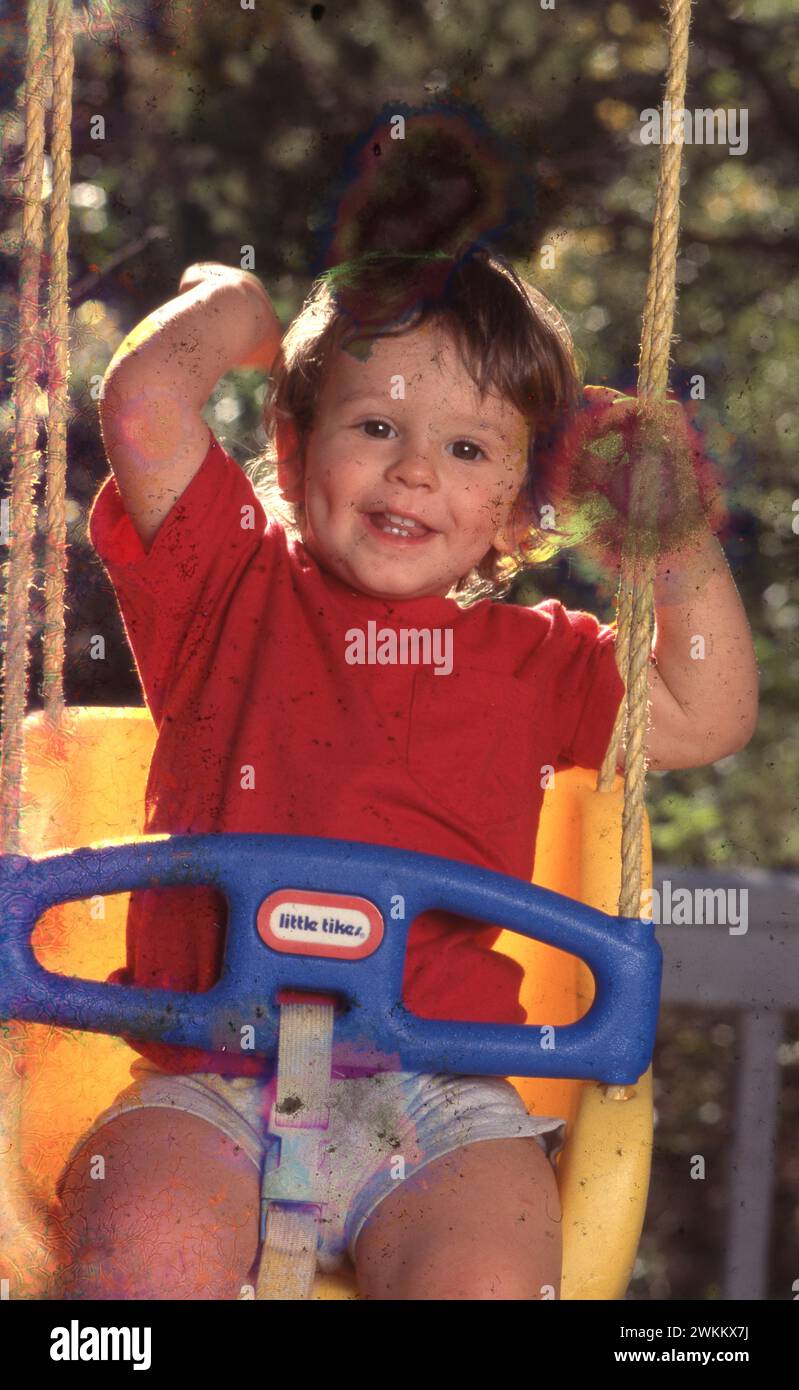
[256,1207,319,1301]
[255,1001,335,1300]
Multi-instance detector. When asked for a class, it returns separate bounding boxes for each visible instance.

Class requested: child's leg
[51,1107,261,1300]
[353,1136,562,1300]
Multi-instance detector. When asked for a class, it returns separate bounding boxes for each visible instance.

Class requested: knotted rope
[597,0,694,922]
[1,0,73,855]
[0,0,74,1301]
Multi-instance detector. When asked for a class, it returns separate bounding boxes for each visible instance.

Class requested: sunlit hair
[247,247,581,604]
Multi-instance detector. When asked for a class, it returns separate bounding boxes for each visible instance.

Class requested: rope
[42,0,74,725]
[0,0,58,1295]
[597,0,694,923]
[1,0,50,856]
[1,0,73,856]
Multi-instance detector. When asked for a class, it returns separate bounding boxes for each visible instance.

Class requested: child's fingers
[581,385,639,436]
[178,262,228,294]
[583,384,624,409]
[178,263,252,295]
[559,392,718,571]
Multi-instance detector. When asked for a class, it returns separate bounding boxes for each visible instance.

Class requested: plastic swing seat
[6,705,657,1301]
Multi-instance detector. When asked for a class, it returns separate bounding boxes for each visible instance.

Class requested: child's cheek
[487,488,513,524]
[497,461,525,509]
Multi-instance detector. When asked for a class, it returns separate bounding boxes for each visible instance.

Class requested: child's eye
[449,439,485,462]
[356,421,485,461]
[359,419,396,439]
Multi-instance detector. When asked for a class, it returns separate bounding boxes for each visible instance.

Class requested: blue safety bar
[0,834,661,1085]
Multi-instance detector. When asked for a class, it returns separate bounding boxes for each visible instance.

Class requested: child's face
[278,323,531,600]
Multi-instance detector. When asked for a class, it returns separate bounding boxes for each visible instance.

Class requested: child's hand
[178,262,262,297]
[177,264,282,372]
[555,386,726,570]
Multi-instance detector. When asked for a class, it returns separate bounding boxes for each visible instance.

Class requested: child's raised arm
[98,264,282,549]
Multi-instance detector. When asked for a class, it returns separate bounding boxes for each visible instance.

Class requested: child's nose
[383,446,439,488]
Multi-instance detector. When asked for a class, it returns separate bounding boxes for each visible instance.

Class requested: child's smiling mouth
[363,510,439,543]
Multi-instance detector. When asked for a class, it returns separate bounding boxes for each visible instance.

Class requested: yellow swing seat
[17,705,653,1300]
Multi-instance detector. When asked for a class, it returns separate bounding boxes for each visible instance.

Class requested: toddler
[52,248,757,1300]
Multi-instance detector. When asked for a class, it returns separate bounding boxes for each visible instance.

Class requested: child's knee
[51,1176,232,1299]
[55,1229,247,1301]
[46,1230,125,1300]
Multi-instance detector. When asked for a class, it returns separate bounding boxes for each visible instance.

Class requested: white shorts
[56,1059,567,1274]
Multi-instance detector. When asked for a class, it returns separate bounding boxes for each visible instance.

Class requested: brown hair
[247,246,581,603]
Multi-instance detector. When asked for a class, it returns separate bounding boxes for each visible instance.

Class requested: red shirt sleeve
[89,429,271,728]
[536,598,626,772]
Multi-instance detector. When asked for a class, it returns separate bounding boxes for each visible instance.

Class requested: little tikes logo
[257,889,384,959]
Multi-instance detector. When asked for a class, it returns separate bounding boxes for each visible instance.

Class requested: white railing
[651,864,799,1301]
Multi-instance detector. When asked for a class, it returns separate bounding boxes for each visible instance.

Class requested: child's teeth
[369,510,431,538]
[379,511,427,534]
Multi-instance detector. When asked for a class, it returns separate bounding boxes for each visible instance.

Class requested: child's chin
[352,568,446,601]
[313,543,453,599]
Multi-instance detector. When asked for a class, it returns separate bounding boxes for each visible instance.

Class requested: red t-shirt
[89,430,625,1076]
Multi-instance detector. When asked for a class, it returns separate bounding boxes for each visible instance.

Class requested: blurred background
[1,0,797,1298]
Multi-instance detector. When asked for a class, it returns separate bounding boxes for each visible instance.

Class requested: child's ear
[275,418,304,503]
[493,435,536,554]
[493,496,534,555]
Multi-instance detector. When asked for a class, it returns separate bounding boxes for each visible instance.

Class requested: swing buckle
[259,1107,330,1241]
